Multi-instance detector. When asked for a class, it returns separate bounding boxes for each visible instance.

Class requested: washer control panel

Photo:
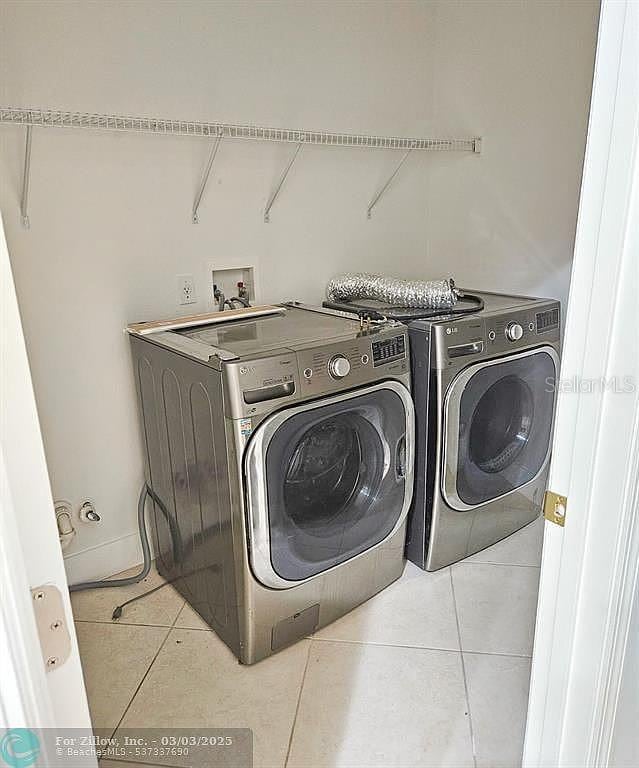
[328,355,352,379]
[296,330,408,395]
[371,335,406,367]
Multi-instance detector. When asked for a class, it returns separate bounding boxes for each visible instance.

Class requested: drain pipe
[55,502,76,550]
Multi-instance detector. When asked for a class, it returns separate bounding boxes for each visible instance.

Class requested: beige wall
[0,0,599,578]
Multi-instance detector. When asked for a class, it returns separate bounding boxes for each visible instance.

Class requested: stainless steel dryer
[406,291,560,570]
[128,303,414,663]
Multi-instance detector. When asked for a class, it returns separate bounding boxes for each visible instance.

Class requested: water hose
[68,484,151,592]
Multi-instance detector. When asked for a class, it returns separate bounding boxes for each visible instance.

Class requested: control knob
[328,355,351,379]
[505,322,524,342]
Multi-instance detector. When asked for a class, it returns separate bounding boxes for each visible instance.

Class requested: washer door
[442,347,558,510]
[244,381,414,588]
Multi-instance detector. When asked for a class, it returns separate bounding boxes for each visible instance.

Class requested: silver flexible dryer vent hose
[326,273,459,310]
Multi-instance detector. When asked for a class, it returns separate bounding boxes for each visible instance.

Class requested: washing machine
[128,303,414,663]
[406,291,560,570]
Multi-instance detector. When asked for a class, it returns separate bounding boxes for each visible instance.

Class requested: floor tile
[116,628,310,768]
[464,652,532,767]
[174,600,212,631]
[287,640,473,768]
[452,564,540,656]
[466,518,544,567]
[71,564,185,627]
[76,622,169,731]
[314,563,459,650]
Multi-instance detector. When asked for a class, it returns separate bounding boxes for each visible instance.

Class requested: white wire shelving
[0,106,481,226]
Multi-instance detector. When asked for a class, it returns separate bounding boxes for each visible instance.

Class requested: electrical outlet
[177,274,197,305]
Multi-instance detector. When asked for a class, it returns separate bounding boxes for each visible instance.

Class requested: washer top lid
[176,304,371,358]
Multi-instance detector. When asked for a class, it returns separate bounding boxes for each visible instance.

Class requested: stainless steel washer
[128,303,414,663]
[406,291,561,570]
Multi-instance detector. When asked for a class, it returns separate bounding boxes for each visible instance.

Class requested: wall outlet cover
[177,274,197,305]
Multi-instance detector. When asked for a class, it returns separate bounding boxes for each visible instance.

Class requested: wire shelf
[2,106,481,226]
[0,106,480,152]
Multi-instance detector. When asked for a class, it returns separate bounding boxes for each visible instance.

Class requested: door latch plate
[544,490,567,527]
[31,584,71,672]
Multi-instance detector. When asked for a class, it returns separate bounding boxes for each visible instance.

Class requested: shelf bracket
[264,140,304,223]
[192,133,223,224]
[20,125,33,229]
[367,143,416,220]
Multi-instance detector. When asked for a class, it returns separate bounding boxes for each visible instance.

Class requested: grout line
[455,561,541,569]
[450,567,478,768]
[75,616,183,629]
[310,636,461,654]
[284,639,313,768]
[311,635,533,659]
[460,648,533,660]
[107,599,185,740]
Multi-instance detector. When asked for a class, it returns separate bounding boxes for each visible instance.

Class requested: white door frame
[0,448,55,729]
[523,1,639,765]
[0,211,94,737]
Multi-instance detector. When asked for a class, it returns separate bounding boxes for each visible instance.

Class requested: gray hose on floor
[68,484,152,593]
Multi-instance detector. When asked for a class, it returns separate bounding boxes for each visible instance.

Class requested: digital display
[372,335,406,367]
[536,308,559,333]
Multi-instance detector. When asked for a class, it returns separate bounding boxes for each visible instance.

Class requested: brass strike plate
[544,490,567,527]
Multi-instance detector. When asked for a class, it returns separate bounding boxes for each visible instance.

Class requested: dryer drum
[326,272,459,310]
[469,375,535,474]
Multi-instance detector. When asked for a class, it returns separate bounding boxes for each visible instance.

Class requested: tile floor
[72,517,543,768]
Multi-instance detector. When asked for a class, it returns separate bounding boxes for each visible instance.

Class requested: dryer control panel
[434,299,561,369]
[484,303,560,354]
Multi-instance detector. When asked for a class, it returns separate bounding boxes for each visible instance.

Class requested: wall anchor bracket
[192,133,223,224]
[20,125,33,229]
[367,142,416,220]
[264,139,304,223]
[31,584,71,672]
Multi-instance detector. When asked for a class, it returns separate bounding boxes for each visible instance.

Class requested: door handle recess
[395,435,407,479]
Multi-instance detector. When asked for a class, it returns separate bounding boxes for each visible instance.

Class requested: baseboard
[63,531,143,585]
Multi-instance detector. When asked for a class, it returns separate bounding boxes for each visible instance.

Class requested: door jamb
[523,1,639,764]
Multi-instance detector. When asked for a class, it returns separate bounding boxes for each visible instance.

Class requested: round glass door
[444,349,557,509]
[468,375,534,474]
[282,413,382,536]
[261,386,410,582]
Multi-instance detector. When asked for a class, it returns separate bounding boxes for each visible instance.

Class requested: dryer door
[244,381,414,589]
[442,347,558,510]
